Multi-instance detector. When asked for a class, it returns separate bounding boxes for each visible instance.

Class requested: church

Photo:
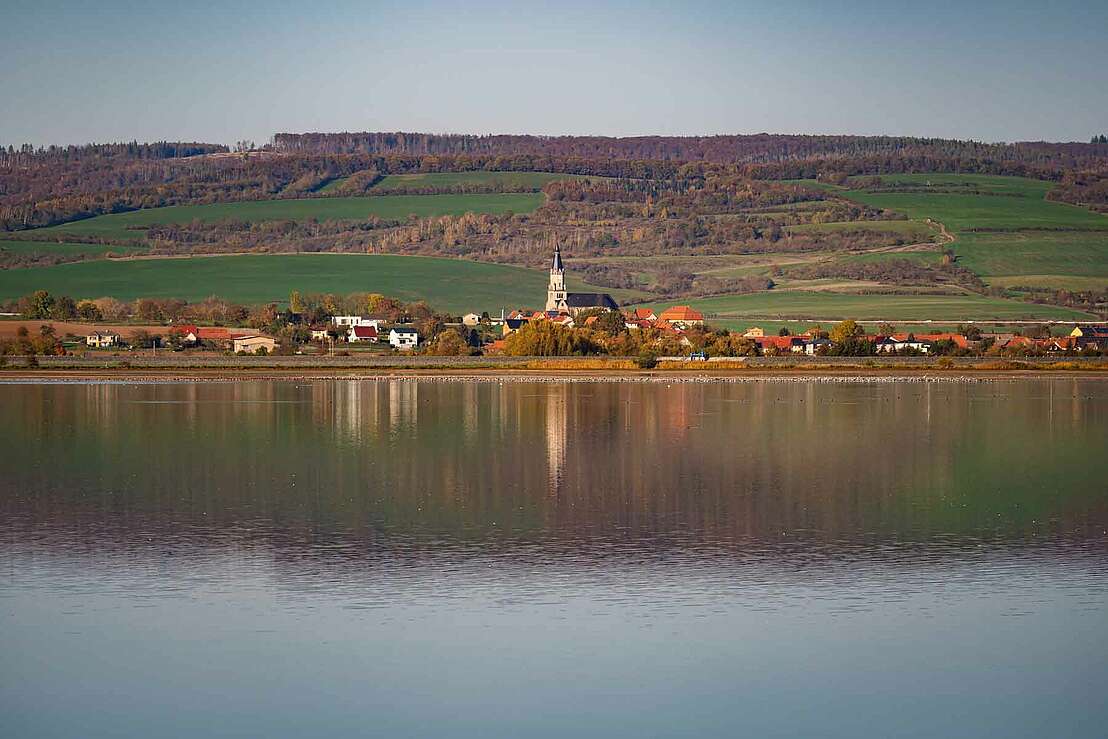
[545,245,619,316]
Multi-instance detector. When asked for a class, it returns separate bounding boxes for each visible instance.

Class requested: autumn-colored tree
[830,319,863,345]
[426,329,471,356]
[76,300,103,321]
[503,321,601,356]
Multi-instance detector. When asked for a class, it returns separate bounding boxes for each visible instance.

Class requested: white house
[86,331,121,348]
[389,328,419,350]
[332,315,382,329]
[462,313,482,327]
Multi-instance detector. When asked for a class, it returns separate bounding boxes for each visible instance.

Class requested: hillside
[0,140,1104,322]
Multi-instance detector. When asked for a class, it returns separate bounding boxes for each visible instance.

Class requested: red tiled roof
[658,305,704,322]
[196,327,233,340]
[351,326,378,338]
[171,324,198,336]
[754,336,801,350]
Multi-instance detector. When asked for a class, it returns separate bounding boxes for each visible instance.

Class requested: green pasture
[0,253,642,314]
[833,175,1107,231]
[0,240,148,258]
[35,193,545,241]
[953,231,1108,278]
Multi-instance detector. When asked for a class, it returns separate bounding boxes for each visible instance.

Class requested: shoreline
[3,366,1108,383]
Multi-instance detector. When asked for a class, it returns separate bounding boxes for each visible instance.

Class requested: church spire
[546,244,567,312]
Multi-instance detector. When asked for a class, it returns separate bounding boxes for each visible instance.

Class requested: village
[2,245,1106,361]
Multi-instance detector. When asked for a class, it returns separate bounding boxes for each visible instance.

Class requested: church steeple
[546,244,567,311]
[551,243,564,272]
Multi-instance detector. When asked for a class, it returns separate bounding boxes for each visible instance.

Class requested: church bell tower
[546,244,566,311]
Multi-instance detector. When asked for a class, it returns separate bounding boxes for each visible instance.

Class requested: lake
[2,379,1107,737]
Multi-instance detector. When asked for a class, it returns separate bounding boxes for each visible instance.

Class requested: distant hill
[273,131,1108,171]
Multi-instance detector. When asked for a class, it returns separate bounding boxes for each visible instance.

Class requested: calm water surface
[2,379,1107,737]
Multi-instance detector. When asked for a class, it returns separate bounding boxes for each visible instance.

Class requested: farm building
[348,325,379,343]
[232,335,276,354]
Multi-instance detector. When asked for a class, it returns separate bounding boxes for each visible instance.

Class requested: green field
[642,290,1094,321]
[0,240,148,258]
[0,253,640,314]
[36,193,544,241]
[824,174,1108,231]
[953,231,1108,278]
[372,171,589,191]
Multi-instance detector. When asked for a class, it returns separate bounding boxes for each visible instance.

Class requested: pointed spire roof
[551,244,564,272]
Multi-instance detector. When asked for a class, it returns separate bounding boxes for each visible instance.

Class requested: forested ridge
[273,131,1108,171]
[5,132,1108,233]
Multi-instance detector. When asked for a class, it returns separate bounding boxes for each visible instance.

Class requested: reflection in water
[1,379,1107,738]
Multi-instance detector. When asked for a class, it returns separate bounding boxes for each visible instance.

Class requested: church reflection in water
[2,378,1105,559]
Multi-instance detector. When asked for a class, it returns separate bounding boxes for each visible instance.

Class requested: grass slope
[37,193,544,241]
[826,175,1108,231]
[644,291,1094,321]
[787,174,1107,299]
[0,254,638,314]
[0,240,147,257]
[953,231,1108,279]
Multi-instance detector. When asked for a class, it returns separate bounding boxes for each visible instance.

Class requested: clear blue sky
[2,0,1106,146]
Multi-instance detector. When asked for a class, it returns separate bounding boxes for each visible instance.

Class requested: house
[658,305,705,328]
[232,335,276,354]
[348,325,379,343]
[913,333,971,350]
[753,335,806,354]
[462,313,482,326]
[332,315,381,329]
[389,328,419,350]
[545,245,619,316]
[309,325,331,342]
[86,331,120,348]
[170,324,200,343]
[1071,325,1108,350]
[196,327,235,344]
[742,327,765,338]
[502,314,530,336]
[627,308,657,322]
[998,335,1035,351]
[875,335,931,354]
